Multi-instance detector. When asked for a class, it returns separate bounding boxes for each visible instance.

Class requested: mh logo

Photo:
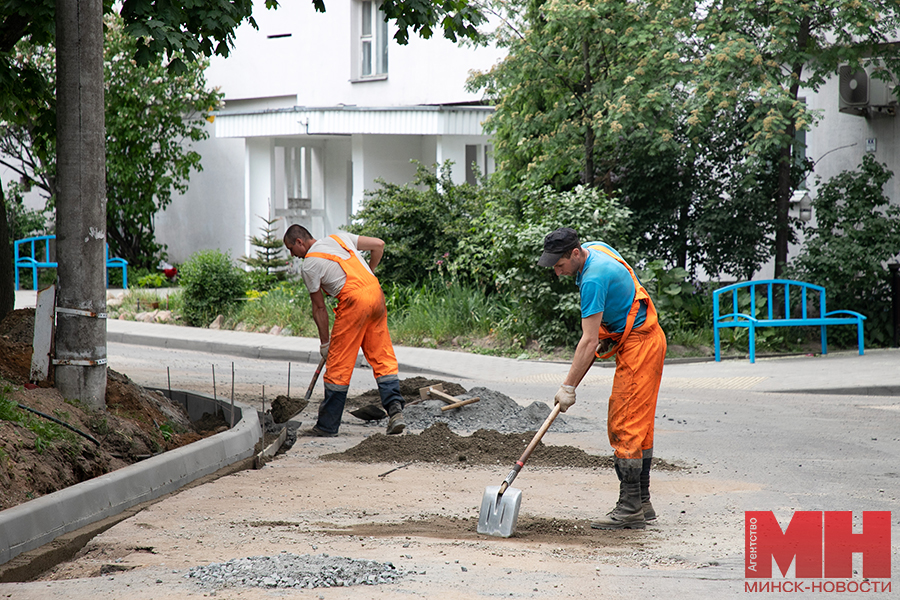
[745,511,891,578]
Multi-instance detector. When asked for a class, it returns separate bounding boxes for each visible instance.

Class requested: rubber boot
[378,376,405,434]
[641,453,656,522]
[591,458,645,530]
[314,387,348,435]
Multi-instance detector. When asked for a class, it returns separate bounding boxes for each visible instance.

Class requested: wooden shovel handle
[516,403,562,467]
[440,397,480,412]
[428,387,459,404]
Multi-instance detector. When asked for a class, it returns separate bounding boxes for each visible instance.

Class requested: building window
[358,1,388,78]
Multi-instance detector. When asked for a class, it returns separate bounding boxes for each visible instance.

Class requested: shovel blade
[476,485,522,537]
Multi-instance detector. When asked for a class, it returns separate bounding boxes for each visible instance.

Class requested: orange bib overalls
[588,245,667,464]
[306,235,400,389]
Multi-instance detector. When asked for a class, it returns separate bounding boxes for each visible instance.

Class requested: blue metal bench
[14,234,128,290]
[713,279,865,363]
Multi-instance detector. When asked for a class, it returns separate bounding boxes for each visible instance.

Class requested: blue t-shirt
[575,242,647,333]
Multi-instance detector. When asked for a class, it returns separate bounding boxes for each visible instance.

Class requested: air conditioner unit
[838,63,898,117]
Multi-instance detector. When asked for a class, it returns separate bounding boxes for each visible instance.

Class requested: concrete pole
[54,0,108,410]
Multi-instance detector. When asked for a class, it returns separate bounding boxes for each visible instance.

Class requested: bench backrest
[713,279,827,321]
[13,235,56,263]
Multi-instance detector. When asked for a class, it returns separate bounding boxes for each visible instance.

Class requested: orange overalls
[590,245,667,466]
[306,235,401,432]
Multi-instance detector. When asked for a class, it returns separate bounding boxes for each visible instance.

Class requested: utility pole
[55,0,108,409]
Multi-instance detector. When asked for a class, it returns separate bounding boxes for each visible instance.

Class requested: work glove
[596,338,614,355]
[554,384,576,413]
[319,341,330,358]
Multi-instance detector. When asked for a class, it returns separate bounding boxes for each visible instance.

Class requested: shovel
[477,403,562,537]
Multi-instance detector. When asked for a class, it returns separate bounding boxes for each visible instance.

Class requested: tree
[0,15,221,270]
[691,0,900,278]
[469,0,790,276]
[240,215,290,290]
[789,155,900,346]
[468,0,693,191]
[104,14,222,269]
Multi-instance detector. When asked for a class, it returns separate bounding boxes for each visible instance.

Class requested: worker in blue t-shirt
[538,227,667,529]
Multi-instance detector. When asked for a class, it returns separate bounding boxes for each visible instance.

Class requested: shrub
[450,184,634,347]
[346,161,489,285]
[178,249,248,326]
[788,154,900,347]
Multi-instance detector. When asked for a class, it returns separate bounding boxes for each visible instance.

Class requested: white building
[155,0,505,264]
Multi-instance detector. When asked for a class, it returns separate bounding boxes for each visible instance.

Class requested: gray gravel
[359,386,587,433]
[186,552,404,589]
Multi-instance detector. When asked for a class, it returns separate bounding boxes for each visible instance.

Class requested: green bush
[346,161,489,285]
[450,184,634,347]
[178,249,248,327]
[788,154,900,347]
[136,272,168,288]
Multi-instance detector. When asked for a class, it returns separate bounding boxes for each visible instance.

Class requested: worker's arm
[563,311,605,388]
[356,235,385,271]
[309,289,331,344]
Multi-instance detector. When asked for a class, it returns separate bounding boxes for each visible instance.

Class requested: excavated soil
[0,309,224,512]
[324,421,681,471]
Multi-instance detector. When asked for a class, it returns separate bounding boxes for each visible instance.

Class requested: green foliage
[450,184,634,346]
[788,155,900,347]
[104,13,223,269]
[4,182,50,244]
[240,215,290,291]
[136,272,168,289]
[0,13,223,271]
[383,276,522,349]
[178,249,248,327]
[469,0,692,190]
[347,162,489,285]
[236,282,325,338]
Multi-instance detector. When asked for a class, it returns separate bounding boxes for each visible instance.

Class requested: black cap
[537,227,580,267]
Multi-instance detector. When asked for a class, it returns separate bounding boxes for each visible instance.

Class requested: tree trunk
[774,18,810,279]
[55,0,107,410]
[582,40,594,186]
[0,185,15,319]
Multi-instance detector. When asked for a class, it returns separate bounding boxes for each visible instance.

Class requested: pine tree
[240,215,289,290]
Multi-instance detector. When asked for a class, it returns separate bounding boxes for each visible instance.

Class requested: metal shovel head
[477,485,522,538]
[349,403,387,421]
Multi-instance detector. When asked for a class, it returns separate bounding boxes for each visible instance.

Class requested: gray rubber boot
[591,458,645,530]
[641,453,656,522]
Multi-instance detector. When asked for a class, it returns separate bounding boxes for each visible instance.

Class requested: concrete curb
[0,390,262,566]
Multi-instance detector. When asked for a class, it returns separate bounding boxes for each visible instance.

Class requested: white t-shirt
[300,232,374,297]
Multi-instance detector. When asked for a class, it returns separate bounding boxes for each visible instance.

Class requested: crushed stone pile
[357,386,579,433]
[186,553,403,590]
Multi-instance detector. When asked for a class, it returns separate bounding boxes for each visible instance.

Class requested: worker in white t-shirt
[283,224,405,436]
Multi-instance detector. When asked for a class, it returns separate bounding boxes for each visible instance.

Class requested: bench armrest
[715,312,759,324]
[823,310,866,321]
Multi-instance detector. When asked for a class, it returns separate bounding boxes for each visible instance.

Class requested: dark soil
[0,309,218,512]
[271,394,309,423]
[323,421,681,471]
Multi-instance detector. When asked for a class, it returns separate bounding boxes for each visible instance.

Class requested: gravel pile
[396,386,578,433]
[186,553,403,589]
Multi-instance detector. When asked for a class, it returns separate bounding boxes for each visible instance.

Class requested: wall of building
[204,0,505,108]
[153,130,247,264]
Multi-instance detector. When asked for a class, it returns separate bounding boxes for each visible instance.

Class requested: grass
[0,385,78,454]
